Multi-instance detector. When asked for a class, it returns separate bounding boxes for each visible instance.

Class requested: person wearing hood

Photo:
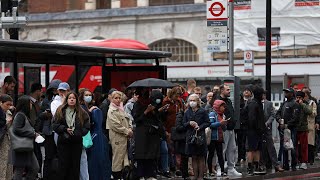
[246,86,266,175]
[132,89,164,180]
[39,79,61,180]
[237,85,253,166]
[208,100,228,177]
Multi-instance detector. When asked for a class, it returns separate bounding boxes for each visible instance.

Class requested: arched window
[149,39,199,62]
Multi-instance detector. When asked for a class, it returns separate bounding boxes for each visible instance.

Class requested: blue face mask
[84,96,92,103]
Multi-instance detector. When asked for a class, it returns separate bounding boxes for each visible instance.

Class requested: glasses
[195,93,202,96]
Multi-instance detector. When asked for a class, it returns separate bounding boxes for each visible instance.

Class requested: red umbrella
[76,39,149,50]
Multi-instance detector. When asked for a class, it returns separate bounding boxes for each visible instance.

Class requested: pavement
[157,142,320,179]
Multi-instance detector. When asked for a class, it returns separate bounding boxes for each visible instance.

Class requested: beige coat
[307,100,317,146]
[106,105,132,172]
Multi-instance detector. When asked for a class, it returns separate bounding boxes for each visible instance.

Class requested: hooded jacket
[247,86,266,133]
[217,95,236,130]
[209,100,226,141]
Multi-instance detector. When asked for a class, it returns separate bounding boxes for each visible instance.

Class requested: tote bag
[9,112,34,152]
[83,131,93,149]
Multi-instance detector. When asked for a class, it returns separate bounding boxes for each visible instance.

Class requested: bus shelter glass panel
[49,64,76,92]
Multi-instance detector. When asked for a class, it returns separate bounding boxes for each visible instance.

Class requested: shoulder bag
[8,112,34,152]
[83,131,93,149]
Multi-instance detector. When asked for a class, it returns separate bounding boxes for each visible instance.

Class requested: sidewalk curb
[235,166,320,180]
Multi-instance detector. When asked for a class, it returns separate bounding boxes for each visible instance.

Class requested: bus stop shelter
[0,39,171,102]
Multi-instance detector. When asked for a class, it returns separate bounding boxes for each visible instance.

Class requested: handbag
[8,112,34,152]
[283,128,294,150]
[187,130,205,146]
[205,127,211,145]
[83,131,93,149]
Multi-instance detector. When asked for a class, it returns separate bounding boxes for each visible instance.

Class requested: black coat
[247,99,266,134]
[132,101,162,160]
[52,109,90,145]
[183,107,210,156]
[173,111,187,154]
[276,98,300,129]
[9,112,38,168]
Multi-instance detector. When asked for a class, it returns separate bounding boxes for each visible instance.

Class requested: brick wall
[28,0,68,13]
[121,0,137,8]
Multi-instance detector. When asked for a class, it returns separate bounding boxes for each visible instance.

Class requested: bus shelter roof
[0,39,171,65]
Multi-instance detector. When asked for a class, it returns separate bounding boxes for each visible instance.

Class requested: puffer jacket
[296,102,312,131]
[208,100,226,141]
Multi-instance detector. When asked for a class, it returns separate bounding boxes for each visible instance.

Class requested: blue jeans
[282,128,297,169]
[160,140,169,172]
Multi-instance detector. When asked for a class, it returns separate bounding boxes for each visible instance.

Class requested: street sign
[207,0,228,53]
[207,0,228,20]
[244,51,254,72]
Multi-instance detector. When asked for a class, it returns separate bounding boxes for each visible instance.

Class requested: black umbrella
[128,78,175,88]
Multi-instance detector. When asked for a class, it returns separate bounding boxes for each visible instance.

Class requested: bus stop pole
[45,63,50,88]
[266,0,272,100]
[229,0,234,76]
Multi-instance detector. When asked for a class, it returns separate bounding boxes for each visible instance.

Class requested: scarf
[66,107,76,131]
[111,102,124,112]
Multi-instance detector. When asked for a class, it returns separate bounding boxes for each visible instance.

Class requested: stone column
[137,0,149,7]
[194,0,205,3]
[85,0,96,10]
[111,0,121,8]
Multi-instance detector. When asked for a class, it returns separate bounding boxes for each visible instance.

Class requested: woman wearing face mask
[0,94,13,180]
[132,89,164,180]
[52,92,90,180]
[107,91,133,179]
[78,88,98,180]
[183,94,210,180]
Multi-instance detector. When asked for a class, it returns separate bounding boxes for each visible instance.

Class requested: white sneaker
[217,168,222,177]
[146,178,157,180]
[139,178,145,180]
[300,163,307,170]
[228,168,242,177]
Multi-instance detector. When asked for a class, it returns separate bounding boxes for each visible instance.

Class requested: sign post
[244,51,254,75]
[206,0,228,53]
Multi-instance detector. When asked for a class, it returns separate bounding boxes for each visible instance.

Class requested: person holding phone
[52,92,90,180]
[132,89,164,180]
[207,100,228,177]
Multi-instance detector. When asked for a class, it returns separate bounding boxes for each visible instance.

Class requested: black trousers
[43,134,58,180]
[180,154,189,178]
[236,129,246,161]
[57,142,82,180]
[308,144,315,164]
[136,159,157,178]
[207,140,224,173]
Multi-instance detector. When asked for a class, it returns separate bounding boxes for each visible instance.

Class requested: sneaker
[228,168,242,177]
[254,166,267,175]
[162,171,171,178]
[175,170,182,177]
[247,167,254,176]
[300,163,307,170]
[221,172,228,177]
[217,168,222,177]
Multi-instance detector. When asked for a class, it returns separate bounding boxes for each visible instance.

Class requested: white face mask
[155,99,161,104]
[189,101,197,108]
[84,96,92,103]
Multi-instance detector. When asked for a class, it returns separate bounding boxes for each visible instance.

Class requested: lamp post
[266,0,272,100]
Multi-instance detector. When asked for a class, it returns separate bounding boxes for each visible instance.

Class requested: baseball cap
[57,82,70,91]
[47,79,62,90]
[108,88,118,95]
[283,88,295,93]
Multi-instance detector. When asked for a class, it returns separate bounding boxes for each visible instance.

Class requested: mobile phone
[226,117,231,121]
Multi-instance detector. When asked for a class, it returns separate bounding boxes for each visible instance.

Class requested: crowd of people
[0,76,320,180]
